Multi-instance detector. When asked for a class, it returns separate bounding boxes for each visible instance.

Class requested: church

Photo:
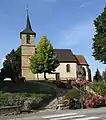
[20,12,91,81]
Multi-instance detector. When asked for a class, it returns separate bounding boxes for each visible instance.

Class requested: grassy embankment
[0,80,56,110]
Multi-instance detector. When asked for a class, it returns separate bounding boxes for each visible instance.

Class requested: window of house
[26,34,30,44]
[66,64,70,72]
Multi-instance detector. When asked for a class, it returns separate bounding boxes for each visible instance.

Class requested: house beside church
[20,12,91,81]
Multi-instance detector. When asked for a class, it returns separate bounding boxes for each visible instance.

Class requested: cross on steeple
[27,4,28,14]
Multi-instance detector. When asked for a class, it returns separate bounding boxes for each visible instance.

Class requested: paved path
[6,112,99,120]
[41,112,99,120]
[2,107,106,120]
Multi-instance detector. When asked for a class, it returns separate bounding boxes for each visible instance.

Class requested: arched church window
[66,64,70,72]
[26,34,30,44]
[82,67,86,76]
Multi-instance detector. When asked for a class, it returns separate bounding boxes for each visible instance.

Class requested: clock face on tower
[26,34,30,44]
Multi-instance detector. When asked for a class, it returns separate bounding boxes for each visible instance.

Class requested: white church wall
[35,62,77,80]
[56,63,77,80]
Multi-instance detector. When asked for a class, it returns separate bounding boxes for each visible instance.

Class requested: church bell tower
[20,10,36,80]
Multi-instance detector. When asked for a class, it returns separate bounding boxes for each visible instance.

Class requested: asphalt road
[1,107,106,120]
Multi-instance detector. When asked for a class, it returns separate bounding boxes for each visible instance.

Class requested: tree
[0,70,4,82]
[30,35,60,80]
[93,68,102,82]
[92,6,106,64]
[0,46,21,82]
[102,69,106,82]
[13,47,21,78]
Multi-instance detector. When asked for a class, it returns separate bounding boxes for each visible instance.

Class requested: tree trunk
[37,73,39,80]
[44,72,47,80]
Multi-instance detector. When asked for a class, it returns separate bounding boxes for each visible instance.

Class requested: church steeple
[20,9,36,36]
[20,7,36,80]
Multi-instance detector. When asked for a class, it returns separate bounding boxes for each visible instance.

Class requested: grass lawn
[0,80,56,109]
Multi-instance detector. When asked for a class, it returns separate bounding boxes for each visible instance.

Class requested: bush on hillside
[63,81,106,109]
[63,88,81,109]
[0,93,43,107]
[86,82,106,108]
[82,92,105,108]
[0,81,56,111]
[71,80,89,88]
[90,82,106,96]
[19,77,26,84]
[64,88,80,100]
[0,93,53,111]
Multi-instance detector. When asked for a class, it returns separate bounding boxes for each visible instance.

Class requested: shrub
[64,88,80,100]
[90,82,106,96]
[82,92,105,108]
[0,96,25,107]
[19,77,26,83]
[62,99,70,106]
[69,98,81,109]
[0,93,52,110]
[23,97,43,110]
[71,80,89,90]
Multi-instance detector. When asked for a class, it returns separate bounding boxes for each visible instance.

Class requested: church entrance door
[55,73,60,80]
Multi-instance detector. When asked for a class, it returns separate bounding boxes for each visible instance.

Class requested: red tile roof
[74,55,89,66]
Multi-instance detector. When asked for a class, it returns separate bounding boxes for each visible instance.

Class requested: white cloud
[56,20,95,48]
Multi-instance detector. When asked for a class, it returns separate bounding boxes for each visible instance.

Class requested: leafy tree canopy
[0,46,21,82]
[30,35,60,80]
[92,6,106,64]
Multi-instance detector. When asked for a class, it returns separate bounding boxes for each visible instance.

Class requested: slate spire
[20,8,36,35]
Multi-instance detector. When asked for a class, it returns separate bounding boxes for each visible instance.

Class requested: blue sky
[0,0,106,77]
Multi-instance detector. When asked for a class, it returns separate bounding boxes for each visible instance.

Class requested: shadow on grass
[0,81,55,94]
